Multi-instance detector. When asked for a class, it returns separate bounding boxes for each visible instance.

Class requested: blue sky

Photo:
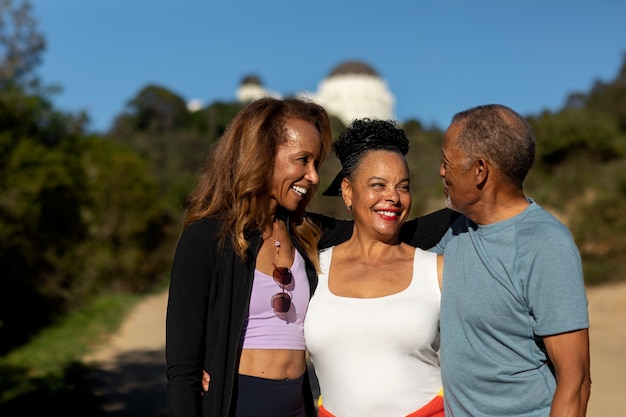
[30,0,626,133]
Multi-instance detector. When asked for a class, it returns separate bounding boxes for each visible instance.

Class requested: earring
[346,205,352,213]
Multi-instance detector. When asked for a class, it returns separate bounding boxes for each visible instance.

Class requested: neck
[468,195,530,225]
[344,226,403,258]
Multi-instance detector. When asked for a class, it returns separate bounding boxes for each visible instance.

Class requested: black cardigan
[165,208,459,417]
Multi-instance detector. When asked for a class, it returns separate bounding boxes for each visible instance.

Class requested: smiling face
[440,122,478,213]
[270,118,322,212]
[342,150,411,241]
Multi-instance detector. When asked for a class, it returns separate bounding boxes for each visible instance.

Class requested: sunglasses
[271,265,293,315]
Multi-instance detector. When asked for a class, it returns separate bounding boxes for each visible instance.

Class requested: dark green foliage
[199,100,245,141]
[529,108,624,165]
[107,96,245,212]
[112,84,191,133]
[78,137,176,293]
[584,54,626,131]
[0,82,90,350]
[0,84,175,353]
[402,119,447,216]
[569,161,626,284]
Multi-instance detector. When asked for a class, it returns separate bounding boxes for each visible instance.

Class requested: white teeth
[377,210,399,217]
[293,186,307,195]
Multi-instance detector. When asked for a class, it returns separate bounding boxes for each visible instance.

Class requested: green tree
[112,84,191,134]
[570,161,626,285]
[196,100,244,141]
[79,137,176,293]
[1,83,176,351]
[583,53,626,131]
[530,108,624,164]
[0,0,45,85]
[402,119,446,216]
[108,96,246,212]
[0,86,90,350]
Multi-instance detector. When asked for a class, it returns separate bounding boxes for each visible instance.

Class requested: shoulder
[175,218,231,259]
[412,247,437,261]
[410,247,441,296]
[317,246,334,276]
[180,217,222,241]
[520,204,575,243]
[411,247,439,274]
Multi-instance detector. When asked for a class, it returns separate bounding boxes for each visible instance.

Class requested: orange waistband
[317,390,444,417]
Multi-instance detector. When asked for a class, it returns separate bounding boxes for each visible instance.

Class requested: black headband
[322,134,408,196]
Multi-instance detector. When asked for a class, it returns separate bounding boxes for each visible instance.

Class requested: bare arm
[544,328,591,417]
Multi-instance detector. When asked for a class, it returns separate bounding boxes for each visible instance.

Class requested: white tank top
[304,246,442,417]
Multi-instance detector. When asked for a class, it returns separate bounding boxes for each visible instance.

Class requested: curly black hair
[322,118,409,196]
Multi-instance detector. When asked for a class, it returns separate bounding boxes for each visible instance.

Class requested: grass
[0,284,165,414]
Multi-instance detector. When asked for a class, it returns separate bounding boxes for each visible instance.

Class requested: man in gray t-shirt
[433,104,590,417]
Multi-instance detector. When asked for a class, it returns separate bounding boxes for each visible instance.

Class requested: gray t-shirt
[432,201,589,417]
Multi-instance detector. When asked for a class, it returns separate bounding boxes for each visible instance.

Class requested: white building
[235,60,395,126]
[236,75,281,102]
[307,61,395,125]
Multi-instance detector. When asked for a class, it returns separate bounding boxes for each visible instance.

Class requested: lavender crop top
[241,250,309,349]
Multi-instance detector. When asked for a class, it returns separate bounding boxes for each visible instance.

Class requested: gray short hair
[451,104,535,188]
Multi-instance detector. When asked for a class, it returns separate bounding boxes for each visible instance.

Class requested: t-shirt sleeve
[524,226,589,336]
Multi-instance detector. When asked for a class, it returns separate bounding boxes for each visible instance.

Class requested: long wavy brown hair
[183,97,332,269]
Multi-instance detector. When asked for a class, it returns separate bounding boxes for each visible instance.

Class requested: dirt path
[85,282,626,416]
[85,292,169,416]
[584,282,626,417]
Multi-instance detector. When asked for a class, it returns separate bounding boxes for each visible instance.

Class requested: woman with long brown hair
[166,97,332,417]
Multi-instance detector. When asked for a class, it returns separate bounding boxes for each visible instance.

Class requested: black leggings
[233,373,306,417]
